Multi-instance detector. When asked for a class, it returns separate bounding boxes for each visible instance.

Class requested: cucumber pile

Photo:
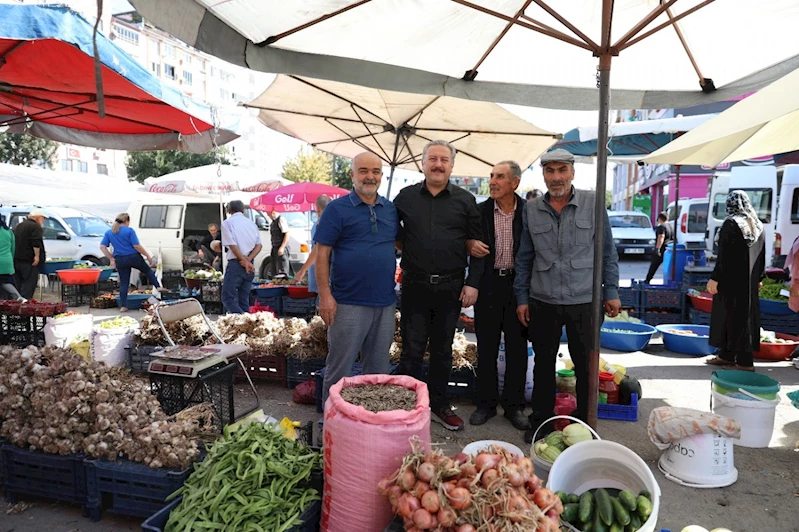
[557,488,653,532]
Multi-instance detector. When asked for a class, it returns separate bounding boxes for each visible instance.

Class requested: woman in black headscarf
[706,190,765,371]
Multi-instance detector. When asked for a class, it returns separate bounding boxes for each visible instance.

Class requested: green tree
[280,147,332,184]
[331,155,352,189]
[0,133,57,168]
[478,178,490,196]
[125,148,230,183]
[606,189,613,209]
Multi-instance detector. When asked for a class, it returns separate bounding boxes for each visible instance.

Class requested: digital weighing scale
[147,346,229,378]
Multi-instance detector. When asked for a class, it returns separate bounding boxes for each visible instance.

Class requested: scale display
[147,346,228,378]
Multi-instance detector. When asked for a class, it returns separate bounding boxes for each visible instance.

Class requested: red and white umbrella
[250,182,349,213]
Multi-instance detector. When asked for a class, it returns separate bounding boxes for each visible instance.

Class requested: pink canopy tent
[250,182,349,213]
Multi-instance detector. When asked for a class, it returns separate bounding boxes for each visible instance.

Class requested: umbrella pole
[386,164,397,199]
[386,134,401,199]
[670,164,681,282]
[588,54,613,429]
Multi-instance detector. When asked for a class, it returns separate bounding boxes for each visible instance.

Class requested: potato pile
[0,345,206,469]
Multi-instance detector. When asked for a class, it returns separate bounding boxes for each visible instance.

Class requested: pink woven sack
[321,374,431,532]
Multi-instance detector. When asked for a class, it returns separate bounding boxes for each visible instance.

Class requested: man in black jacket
[13,209,47,300]
[467,161,529,430]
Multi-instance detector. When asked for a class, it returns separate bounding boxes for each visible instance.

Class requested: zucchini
[610,523,624,532]
[557,490,569,504]
[594,507,609,532]
[618,490,637,511]
[636,495,653,520]
[595,488,614,526]
[578,491,594,523]
[611,497,631,526]
[638,490,651,500]
[629,513,643,531]
[562,502,579,522]
[568,493,580,504]
[582,522,594,532]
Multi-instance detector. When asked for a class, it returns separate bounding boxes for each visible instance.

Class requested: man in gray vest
[266,208,290,277]
[514,149,621,443]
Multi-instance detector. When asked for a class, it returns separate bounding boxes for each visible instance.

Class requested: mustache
[362,180,378,185]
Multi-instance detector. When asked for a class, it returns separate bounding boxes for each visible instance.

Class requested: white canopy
[130,0,799,110]
[644,68,799,166]
[576,113,716,142]
[245,75,559,177]
[142,164,291,197]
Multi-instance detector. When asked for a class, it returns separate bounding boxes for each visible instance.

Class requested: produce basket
[57,268,102,285]
[40,259,75,274]
[600,322,657,352]
[286,356,327,388]
[287,285,314,299]
[759,298,793,316]
[91,294,118,309]
[687,291,713,313]
[531,415,600,483]
[235,352,288,386]
[115,293,151,310]
[253,285,287,298]
[754,332,799,361]
[86,458,193,520]
[598,393,639,422]
[98,267,116,281]
[0,444,91,511]
[142,497,321,532]
[282,295,316,316]
[61,283,99,307]
[640,282,682,312]
[656,324,714,356]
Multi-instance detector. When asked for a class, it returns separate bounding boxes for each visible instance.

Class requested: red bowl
[754,332,799,361]
[57,268,101,285]
[688,292,713,313]
[286,285,314,299]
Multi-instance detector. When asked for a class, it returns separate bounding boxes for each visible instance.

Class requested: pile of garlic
[0,345,202,469]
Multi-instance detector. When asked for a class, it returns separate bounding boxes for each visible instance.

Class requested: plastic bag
[90,323,139,367]
[249,301,276,315]
[293,377,316,405]
[322,374,431,532]
[43,313,93,348]
[647,406,741,450]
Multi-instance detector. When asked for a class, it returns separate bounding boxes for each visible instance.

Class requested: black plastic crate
[0,314,47,347]
[640,282,683,312]
[203,301,224,315]
[200,280,222,303]
[125,344,164,373]
[643,311,683,327]
[236,352,288,385]
[688,307,711,326]
[282,296,316,317]
[255,295,282,314]
[97,279,119,293]
[86,458,192,520]
[761,313,799,336]
[618,282,640,312]
[150,363,235,432]
[0,444,91,512]
[682,266,714,289]
[61,283,99,307]
[286,356,327,389]
[160,270,184,290]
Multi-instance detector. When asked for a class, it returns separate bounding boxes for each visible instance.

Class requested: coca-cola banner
[147,181,185,194]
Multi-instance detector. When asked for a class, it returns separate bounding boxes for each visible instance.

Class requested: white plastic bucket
[530,416,600,483]
[547,440,661,532]
[658,433,737,488]
[711,389,779,448]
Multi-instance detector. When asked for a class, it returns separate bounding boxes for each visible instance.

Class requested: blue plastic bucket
[656,324,714,356]
[663,245,707,283]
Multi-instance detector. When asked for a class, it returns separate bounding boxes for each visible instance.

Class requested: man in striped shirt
[467,161,529,430]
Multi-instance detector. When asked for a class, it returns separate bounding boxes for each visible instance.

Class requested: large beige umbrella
[244,75,560,194]
[644,68,799,166]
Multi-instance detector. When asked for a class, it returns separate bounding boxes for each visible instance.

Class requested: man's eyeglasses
[369,205,378,234]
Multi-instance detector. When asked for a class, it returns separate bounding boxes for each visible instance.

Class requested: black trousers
[13,260,39,300]
[474,274,527,411]
[270,247,290,277]
[397,275,463,410]
[528,298,591,424]
[645,250,664,283]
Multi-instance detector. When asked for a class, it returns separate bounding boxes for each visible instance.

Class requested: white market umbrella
[644,67,799,167]
[245,75,560,195]
[130,0,799,426]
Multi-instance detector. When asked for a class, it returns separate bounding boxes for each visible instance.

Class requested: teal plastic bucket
[711,370,780,401]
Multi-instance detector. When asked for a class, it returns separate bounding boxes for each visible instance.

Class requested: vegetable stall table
[0,300,67,347]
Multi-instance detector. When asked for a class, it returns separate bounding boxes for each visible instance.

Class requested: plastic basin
[115,293,150,310]
[40,260,75,274]
[287,285,314,299]
[759,298,793,316]
[462,440,524,458]
[183,277,201,289]
[98,267,115,281]
[600,322,657,352]
[253,286,286,297]
[688,292,713,313]
[57,268,101,285]
[656,324,714,356]
[754,332,799,361]
[711,369,780,400]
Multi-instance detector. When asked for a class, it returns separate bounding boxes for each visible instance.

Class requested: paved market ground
[4,261,799,532]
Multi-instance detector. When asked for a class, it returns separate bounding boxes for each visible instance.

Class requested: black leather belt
[402,270,464,285]
[494,269,514,277]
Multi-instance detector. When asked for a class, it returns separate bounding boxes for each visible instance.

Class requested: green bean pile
[759,278,788,301]
[165,422,322,532]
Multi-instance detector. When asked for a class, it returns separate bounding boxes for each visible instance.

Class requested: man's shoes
[469,407,496,426]
[706,356,734,366]
[732,364,756,372]
[524,418,554,444]
[504,409,531,431]
[431,405,465,431]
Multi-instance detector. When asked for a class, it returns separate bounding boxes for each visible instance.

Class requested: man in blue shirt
[314,151,400,407]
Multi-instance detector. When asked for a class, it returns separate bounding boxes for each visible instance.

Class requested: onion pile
[379,442,563,531]
[0,345,205,469]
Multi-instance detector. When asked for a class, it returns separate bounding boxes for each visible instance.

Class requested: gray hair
[316,194,332,212]
[496,160,522,180]
[422,140,456,162]
[227,200,246,214]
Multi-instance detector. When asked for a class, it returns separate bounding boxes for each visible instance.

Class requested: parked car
[0,205,111,264]
[608,210,656,257]
[666,198,709,251]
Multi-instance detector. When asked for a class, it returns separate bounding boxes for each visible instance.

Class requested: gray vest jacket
[525,189,601,305]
